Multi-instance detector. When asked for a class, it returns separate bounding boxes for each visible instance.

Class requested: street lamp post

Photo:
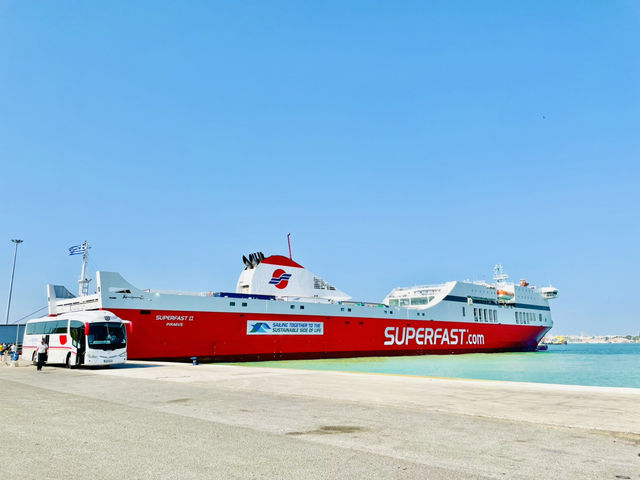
[5,239,23,325]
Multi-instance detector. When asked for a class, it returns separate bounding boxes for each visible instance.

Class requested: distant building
[0,324,25,345]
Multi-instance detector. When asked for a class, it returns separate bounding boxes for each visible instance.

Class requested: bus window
[53,320,67,334]
[87,322,127,350]
[32,322,46,335]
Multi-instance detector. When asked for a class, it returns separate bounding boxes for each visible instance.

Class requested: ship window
[230,302,235,306]
[483,309,487,321]
[341,307,344,311]
[300,305,304,309]
[390,310,393,314]
[242,302,247,307]
[290,305,295,309]
[348,308,351,312]
[539,313,542,322]
[462,307,465,317]
[473,308,477,321]
[389,299,399,306]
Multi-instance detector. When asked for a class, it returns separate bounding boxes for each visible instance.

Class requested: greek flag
[68,243,86,256]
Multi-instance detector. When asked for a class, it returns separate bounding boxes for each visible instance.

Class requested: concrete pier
[2,360,639,479]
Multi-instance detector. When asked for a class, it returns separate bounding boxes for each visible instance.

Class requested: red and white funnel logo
[269,269,292,289]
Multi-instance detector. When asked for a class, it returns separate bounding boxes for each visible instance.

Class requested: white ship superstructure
[383,265,556,328]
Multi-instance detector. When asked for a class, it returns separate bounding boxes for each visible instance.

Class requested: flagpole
[78,241,90,296]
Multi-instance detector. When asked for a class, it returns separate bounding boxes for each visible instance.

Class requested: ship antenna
[493,264,508,283]
[78,241,91,296]
[287,233,293,260]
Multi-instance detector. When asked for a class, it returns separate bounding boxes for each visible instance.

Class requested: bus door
[69,321,86,365]
[44,334,50,362]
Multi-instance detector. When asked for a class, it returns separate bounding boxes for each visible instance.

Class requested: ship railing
[336,300,389,308]
[143,289,217,297]
[51,294,101,313]
[273,297,389,308]
[275,296,334,304]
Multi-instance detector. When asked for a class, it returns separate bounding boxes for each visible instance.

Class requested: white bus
[22,311,128,367]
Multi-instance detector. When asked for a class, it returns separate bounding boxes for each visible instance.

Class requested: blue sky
[1,1,638,335]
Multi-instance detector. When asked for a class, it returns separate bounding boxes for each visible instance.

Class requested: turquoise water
[235,344,640,388]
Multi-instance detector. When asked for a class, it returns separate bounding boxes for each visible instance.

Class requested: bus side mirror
[125,321,133,335]
[84,323,90,335]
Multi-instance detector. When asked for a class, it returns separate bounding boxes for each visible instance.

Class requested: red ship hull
[107,308,550,362]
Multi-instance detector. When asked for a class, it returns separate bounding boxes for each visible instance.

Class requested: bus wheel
[65,354,72,369]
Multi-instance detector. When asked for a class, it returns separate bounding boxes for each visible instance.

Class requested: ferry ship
[46,251,558,361]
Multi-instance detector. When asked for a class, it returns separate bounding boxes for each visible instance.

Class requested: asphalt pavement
[1,359,639,479]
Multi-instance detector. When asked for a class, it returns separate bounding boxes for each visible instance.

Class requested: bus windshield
[87,322,127,350]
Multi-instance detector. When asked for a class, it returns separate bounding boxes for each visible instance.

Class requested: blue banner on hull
[246,321,324,335]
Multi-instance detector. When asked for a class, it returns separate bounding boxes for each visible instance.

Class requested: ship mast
[493,264,509,283]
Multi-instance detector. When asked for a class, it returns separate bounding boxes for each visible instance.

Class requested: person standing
[36,339,48,371]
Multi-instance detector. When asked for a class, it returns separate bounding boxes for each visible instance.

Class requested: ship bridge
[383,282,456,309]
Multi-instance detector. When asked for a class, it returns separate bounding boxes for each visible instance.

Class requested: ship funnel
[243,251,265,270]
[236,254,351,301]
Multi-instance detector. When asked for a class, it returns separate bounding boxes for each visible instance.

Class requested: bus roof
[26,310,123,324]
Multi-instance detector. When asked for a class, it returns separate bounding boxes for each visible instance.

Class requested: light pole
[5,239,23,325]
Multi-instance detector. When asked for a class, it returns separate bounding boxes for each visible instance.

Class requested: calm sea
[237,344,640,388]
